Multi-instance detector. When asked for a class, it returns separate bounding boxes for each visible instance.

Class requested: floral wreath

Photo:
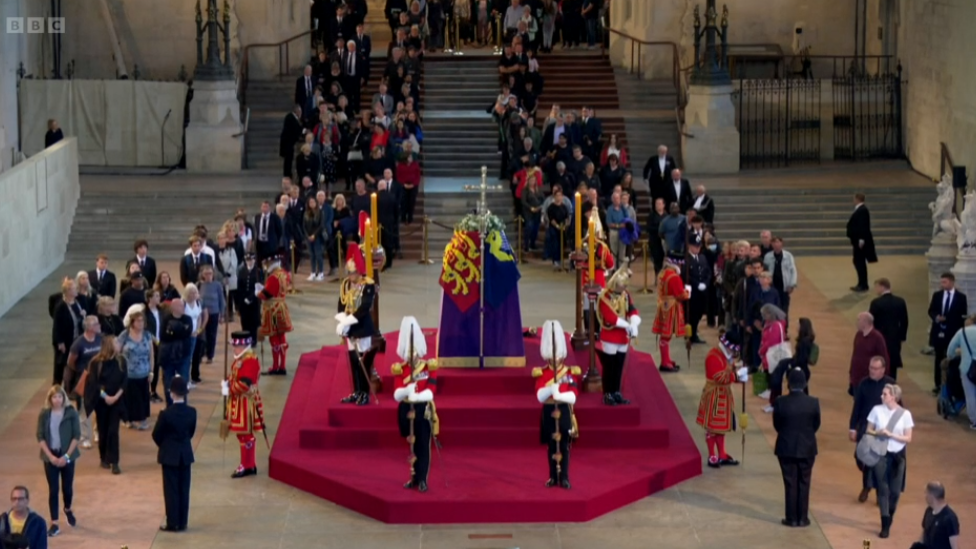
[456,213,505,234]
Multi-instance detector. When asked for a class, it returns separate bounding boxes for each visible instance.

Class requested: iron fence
[833,67,903,161]
[735,78,822,169]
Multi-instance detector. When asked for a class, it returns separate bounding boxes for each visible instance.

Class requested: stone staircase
[709,185,933,256]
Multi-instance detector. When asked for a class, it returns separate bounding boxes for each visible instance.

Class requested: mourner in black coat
[642,146,678,203]
[846,193,877,292]
[773,369,821,528]
[152,377,196,532]
[927,274,968,391]
[868,280,909,377]
[280,106,306,178]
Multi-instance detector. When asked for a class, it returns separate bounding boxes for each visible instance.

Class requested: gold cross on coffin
[463,166,505,226]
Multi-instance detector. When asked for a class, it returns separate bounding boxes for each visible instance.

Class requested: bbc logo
[6,17,65,34]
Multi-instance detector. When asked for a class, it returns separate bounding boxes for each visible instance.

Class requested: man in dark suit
[329,4,355,44]
[280,105,305,178]
[773,368,821,528]
[127,239,157,288]
[294,65,315,120]
[846,193,877,292]
[663,168,694,215]
[254,201,283,264]
[927,272,968,393]
[691,184,715,224]
[88,254,117,298]
[284,189,306,272]
[152,376,196,532]
[580,106,602,162]
[352,22,371,59]
[869,278,909,380]
[179,236,214,287]
[342,40,368,111]
[118,272,147,319]
[642,144,678,204]
[686,235,711,344]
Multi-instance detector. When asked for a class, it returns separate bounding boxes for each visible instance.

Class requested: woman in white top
[181,284,208,389]
[866,383,913,538]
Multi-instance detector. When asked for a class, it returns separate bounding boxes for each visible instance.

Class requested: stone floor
[2,250,974,549]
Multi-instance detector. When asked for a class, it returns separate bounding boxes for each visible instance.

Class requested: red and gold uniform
[652,254,690,371]
[533,361,581,488]
[581,240,614,288]
[258,256,293,375]
[391,317,439,492]
[696,333,745,467]
[596,269,641,405]
[224,332,266,478]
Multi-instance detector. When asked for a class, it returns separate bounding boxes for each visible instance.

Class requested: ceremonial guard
[222,331,267,478]
[335,242,378,405]
[652,252,691,372]
[534,320,580,489]
[582,217,614,332]
[596,269,641,405]
[696,330,749,468]
[257,253,293,375]
[391,316,439,493]
[236,253,264,344]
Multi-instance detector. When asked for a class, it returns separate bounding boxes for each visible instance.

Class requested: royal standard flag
[439,230,481,313]
[483,230,521,310]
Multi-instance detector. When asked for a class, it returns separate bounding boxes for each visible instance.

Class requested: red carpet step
[268,329,702,523]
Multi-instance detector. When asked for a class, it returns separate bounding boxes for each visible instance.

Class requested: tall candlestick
[587,218,596,282]
[364,219,374,279]
[574,192,582,251]
[370,192,378,244]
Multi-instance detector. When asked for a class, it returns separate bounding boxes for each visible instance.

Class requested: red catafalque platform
[268,328,702,523]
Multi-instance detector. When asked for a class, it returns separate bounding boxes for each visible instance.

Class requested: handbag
[764,322,793,370]
[751,370,769,396]
[855,407,905,467]
[960,328,976,385]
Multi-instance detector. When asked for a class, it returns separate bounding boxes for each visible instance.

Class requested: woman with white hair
[758,303,789,412]
[866,383,913,538]
[181,283,208,387]
[75,271,96,315]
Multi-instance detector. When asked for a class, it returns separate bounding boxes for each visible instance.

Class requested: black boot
[879,515,891,538]
[340,393,358,404]
[560,478,571,489]
[403,479,416,489]
[612,392,630,405]
[603,393,617,406]
[417,481,428,493]
[356,392,370,406]
[545,478,557,488]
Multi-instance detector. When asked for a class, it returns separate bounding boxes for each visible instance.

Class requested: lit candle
[370,192,378,244]
[587,218,596,283]
[574,192,582,251]
[364,219,374,279]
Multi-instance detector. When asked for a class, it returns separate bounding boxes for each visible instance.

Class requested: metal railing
[238,30,314,107]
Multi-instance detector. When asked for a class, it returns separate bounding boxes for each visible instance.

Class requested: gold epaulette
[425,358,438,371]
[390,363,403,376]
[531,367,543,378]
[362,276,375,285]
[242,350,257,359]
[569,366,582,376]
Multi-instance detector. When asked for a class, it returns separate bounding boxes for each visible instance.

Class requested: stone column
[682,84,740,173]
[951,251,976,316]
[185,80,243,173]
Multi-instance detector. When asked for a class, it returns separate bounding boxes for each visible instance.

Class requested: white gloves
[684,284,692,295]
[334,313,358,336]
[629,316,641,338]
[736,367,749,382]
[697,283,706,291]
[411,388,434,402]
[553,389,576,405]
[254,283,264,297]
[221,380,230,396]
[615,318,629,330]
[536,385,555,404]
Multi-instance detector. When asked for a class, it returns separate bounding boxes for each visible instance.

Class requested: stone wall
[899,0,976,179]
[0,138,80,318]
[0,0,46,174]
[60,0,310,82]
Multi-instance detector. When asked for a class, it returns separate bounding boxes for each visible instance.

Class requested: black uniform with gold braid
[336,242,378,406]
[534,320,581,489]
[392,316,439,493]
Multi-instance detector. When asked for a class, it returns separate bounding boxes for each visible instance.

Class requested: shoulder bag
[960,328,976,385]
[765,322,793,369]
[855,406,905,467]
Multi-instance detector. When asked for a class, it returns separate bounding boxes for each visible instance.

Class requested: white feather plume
[397,316,426,361]
[540,320,567,363]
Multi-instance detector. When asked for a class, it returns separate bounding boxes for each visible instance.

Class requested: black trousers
[53,347,68,385]
[381,230,396,269]
[191,332,206,381]
[94,401,123,465]
[204,314,220,360]
[933,343,948,390]
[852,246,868,289]
[239,303,261,345]
[151,344,161,396]
[778,456,815,523]
[403,402,432,485]
[598,350,627,394]
[689,289,706,339]
[43,459,75,521]
[403,186,419,224]
[162,464,192,529]
[282,153,294,179]
[705,287,720,326]
[348,348,373,394]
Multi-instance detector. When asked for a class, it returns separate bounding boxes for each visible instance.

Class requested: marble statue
[930,173,957,238]
[956,191,976,255]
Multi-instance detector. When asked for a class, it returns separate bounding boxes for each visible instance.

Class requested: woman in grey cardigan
[763,236,798,320]
[36,384,81,536]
